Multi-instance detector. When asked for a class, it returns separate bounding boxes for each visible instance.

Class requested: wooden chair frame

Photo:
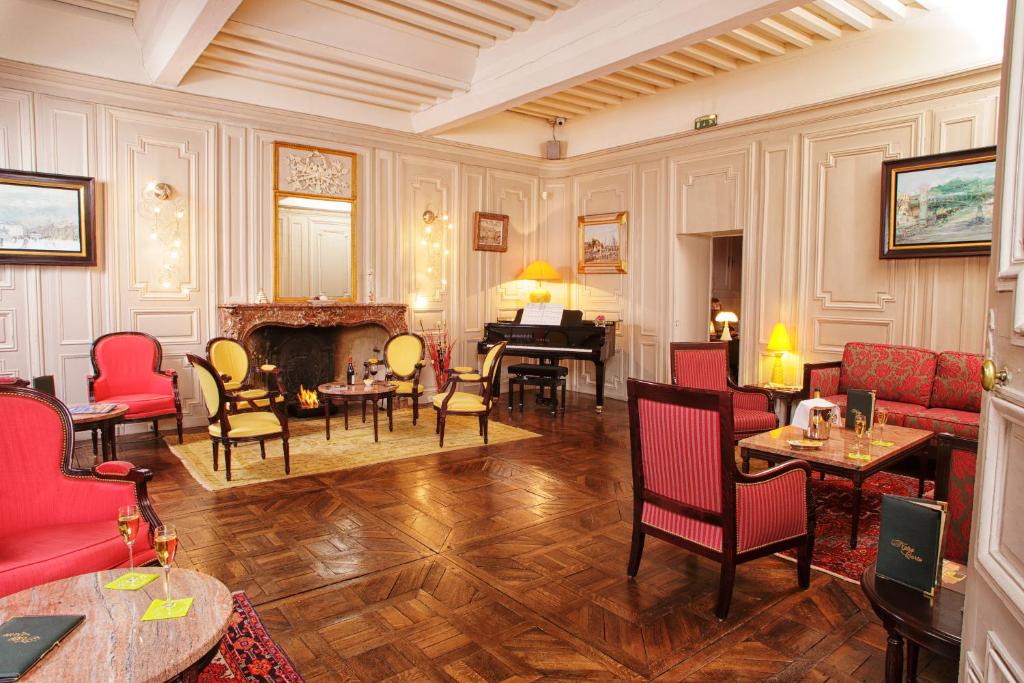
[88,331,183,444]
[433,341,507,447]
[800,359,843,400]
[382,332,427,425]
[186,354,290,482]
[626,378,815,619]
[205,336,287,413]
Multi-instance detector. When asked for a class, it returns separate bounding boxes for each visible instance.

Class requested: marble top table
[0,569,232,682]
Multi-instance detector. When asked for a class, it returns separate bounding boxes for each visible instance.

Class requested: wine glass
[872,407,890,446]
[154,525,178,610]
[370,361,380,384]
[117,505,141,586]
[851,412,869,460]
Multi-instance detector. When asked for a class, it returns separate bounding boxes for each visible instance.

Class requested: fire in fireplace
[297,385,320,410]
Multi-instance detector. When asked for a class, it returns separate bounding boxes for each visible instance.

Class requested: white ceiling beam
[659,52,716,77]
[706,36,762,63]
[730,27,786,55]
[783,7,843,39]
[534,96,592,115]
[319,0,495,47]
[578,80,640,100]
[439,0,533,31]
[544,91,603,109]
[600,74,659,95]
[813,0,873,30]
[134,0,242,86]
[620,66,676,88]
[397,0,514,40]
[509,107,555,121]
[498,0,556,20]
[516,101,577,118]
[681,45,738,71]
[861,0,907,21]
[757,17,814,47]
[412,0,806,133]
[566,85,623,105]
[637,60,696,83]
[544,0,579,9]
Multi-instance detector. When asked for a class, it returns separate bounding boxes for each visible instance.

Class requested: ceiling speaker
[544,140,563,160]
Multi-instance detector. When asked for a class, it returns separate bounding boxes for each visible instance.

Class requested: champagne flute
[851,412,869,460]
[117,505,141,586]
[154,525,178,610]
[872,406,890,446]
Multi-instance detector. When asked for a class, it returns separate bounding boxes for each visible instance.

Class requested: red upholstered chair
[89,331,183,443]
[0,376,29,387]
[0,386,161,598]
[669,342,778,440]
[626,378,815,619]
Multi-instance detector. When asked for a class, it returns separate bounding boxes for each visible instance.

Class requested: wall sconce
[139,180,187,291]
[416,205,452,304]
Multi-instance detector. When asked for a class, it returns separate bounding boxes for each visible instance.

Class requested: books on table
[876,494,948,596]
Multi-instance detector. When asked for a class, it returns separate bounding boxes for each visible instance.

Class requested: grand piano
[477,309,616,412]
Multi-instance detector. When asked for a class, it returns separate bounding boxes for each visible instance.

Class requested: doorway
[710,234,742,381]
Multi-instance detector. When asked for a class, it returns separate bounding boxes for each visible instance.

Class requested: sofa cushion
[823,395,928,427]
[903,408,980,440]
[0,521,155,598]
[734,408,778,433]
[839,342,937,405]
[930,351,984,412]
[105,393,177,419]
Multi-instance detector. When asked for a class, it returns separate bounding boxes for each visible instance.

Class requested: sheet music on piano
[519,303,564,326]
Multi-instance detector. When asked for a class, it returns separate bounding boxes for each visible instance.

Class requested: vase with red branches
[420,320,456,389]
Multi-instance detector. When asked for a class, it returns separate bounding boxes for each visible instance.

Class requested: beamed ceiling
[53,0,934,135]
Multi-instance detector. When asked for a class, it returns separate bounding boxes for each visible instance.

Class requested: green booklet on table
[876,495,948,596]
[0,615,84,681]
[845,388,876,430]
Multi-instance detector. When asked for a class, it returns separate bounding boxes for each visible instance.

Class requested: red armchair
[626,379,815,619]
[89,331,183,444]
[669,341,778,440]
[0,386,161,598]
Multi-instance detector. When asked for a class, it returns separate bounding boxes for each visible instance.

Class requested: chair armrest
[729,384,773,413]
[416,360,427,368]
[801,361,841,400]
[161,369,177,378]
[220,373,233,382]
[457,374,483,382]
[736,458,811,484]
[89,462,162,534]
[258,364,281,374]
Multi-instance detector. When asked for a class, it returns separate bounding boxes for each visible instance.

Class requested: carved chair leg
[259,441,266,460]
[176,415,183,444]
[715,560,737,620]
[91,428,98,456]
[212,440,220,471]
[224,441,232,482]
[797,536,812,589]
[152,419,159,437]
[412,394,419,425]
[483,416,489,444]
[478,415,484,436]
[283,436,290,475]
[436,410,440,434]
[627,526,645,577]
[439,414,447,447]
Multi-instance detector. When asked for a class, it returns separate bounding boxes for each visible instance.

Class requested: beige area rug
[164,409,540,491]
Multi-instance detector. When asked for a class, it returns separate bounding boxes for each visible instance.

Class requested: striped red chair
[626,378,815,619]
[669,342,778,440]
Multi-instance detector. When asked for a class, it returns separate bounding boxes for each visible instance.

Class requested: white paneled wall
[0,62,1001,424]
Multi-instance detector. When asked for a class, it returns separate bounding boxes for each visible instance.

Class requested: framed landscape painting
[578,211,627,274]
[472,211,509,252]
[0,169,96,266]
[880,146,996,259]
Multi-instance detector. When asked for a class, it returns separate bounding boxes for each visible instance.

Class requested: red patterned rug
[199,592,303,682]
[779,472,932,582]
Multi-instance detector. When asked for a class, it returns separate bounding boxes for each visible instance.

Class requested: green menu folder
[845,388,876,430]
[0,615,85,681]
[876,495,948,596]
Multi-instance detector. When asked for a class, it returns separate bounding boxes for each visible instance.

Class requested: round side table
[70,403,130,463]
[318,382,397,442]
[0,569,232,682]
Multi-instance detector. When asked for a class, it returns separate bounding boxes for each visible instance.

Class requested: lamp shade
[518,260,561,281]
[714,311,738,324]
[767,323,792,352]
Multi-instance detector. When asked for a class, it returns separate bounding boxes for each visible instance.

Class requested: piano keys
[477,309,616,412]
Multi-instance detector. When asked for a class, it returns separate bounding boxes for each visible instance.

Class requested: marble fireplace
[218,303,408,413]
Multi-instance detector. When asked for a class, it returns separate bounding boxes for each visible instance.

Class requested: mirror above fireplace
[273,142,357,303]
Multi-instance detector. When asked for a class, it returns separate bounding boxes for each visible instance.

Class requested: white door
[963,0,1024,678]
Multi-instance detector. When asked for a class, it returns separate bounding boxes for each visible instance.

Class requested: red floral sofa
[0,386,161,598]
[802,342,982,562]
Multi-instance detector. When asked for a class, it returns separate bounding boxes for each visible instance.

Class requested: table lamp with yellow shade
[767,322,792,386]
[518,260,560,303]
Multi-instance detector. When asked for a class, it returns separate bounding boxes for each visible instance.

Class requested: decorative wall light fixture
[139,180,187,291]
[416,205,453,306]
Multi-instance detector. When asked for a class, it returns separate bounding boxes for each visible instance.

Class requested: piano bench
[507,365,567,417]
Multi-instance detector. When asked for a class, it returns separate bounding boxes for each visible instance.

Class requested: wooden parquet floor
[98,392,959,682]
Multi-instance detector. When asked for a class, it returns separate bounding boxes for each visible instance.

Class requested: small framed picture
[578,211,627,274]
[0,169,96,266]
[473,211,509,252]
[880,146,996,259]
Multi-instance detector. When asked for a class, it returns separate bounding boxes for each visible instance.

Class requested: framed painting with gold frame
[472,211,509,252]
[0,169,96,266]
[273,142,358,302]
[578,211,627,274]
[880,146,995,259]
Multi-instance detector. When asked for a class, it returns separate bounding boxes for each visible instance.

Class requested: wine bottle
[346,356,355,385]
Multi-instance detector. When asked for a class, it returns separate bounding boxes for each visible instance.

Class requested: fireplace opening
[249,323,390,417]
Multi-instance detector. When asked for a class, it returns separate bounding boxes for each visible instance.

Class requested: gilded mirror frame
[273,141,358,303]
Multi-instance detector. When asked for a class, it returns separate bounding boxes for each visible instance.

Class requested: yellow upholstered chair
[206,337,286,412]
[383,332,427,425]
[187,353,290,482]
[432,341,507,447]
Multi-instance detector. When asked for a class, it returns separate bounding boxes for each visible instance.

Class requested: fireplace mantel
[218,303,408,342]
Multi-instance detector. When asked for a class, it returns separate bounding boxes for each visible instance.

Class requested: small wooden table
[861,565,963,683]
[744,384,803,424]
[318,382,397,443]
[739,424,932,548]
[0,569,232,682]
[69,403,129,463]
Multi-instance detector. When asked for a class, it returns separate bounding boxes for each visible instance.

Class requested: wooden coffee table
[738,424,932,548]
[0,569,232,682]
[69,403,129,463]
[318,381,397,443]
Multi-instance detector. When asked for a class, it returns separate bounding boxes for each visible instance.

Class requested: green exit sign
[694,114,718,130]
